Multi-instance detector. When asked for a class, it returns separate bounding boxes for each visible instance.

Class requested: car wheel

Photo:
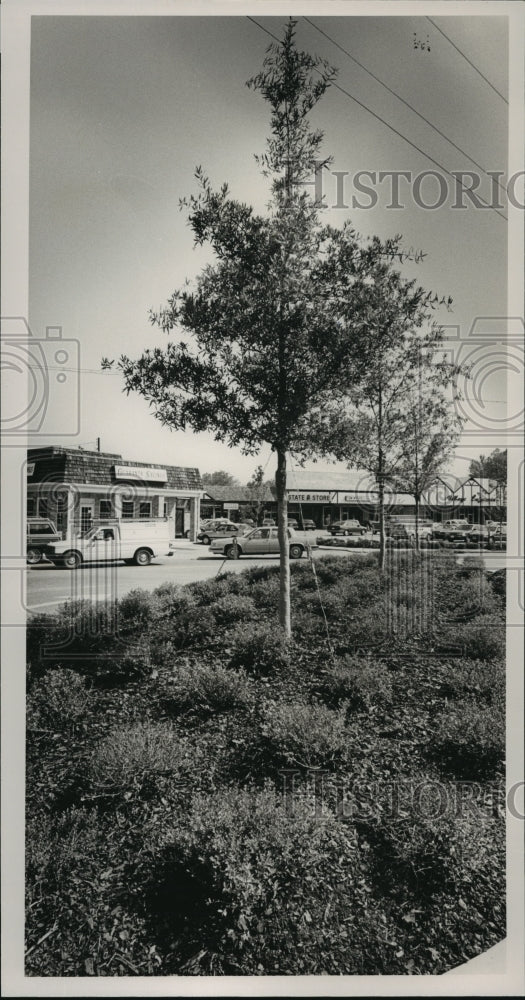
[134,548,152,566]
[26,548,42,565]
[62,551,81,570]
[289,544,303,559]
[225,544,240,559]
[201,534,211,546]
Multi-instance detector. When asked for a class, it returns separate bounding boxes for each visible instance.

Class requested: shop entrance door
[323,505,336,528]
[80,503,94,535]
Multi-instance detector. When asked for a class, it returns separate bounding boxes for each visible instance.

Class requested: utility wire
[426,17,507,104]
[304,16,506,194]
[246,17,507,223]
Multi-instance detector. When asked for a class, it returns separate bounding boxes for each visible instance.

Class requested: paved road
[25,540,508,612]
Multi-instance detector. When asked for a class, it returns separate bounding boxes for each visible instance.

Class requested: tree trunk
[414,493,420,553]
[378,477,386,570]
[378,386,386,571]
[276,448,291,637]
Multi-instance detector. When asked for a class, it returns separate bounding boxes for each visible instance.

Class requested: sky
[28,11,514,486]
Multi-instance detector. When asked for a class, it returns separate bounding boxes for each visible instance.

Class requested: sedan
[300,519,317,531]
[466,524,492,543]
[329,519,366,537]
[209,526,308,559]
[432,522,471,541]
[197,520,245,545]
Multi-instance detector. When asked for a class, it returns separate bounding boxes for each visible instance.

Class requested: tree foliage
[201,471,242,489]
[469,449,507,487]
[302,279,460,565]
[104,18,458,620]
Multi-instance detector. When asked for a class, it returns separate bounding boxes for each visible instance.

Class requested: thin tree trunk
[378,386,386,570]
[379,476,386,570]
[276,448,291,637]
[415,493,420,553]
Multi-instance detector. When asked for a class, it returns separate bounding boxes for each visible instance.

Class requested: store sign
[224,503,239,511]
[287,491,336,503]
[114,465,167,482]
[336,491,377,503]
[27,463,35,476]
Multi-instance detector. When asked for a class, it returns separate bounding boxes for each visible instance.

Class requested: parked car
[388,521,433,540]
[432,520,471,540]
[197,519,245,545]
[26,517,62,564]
[45,519,172,569]
[299,519,317,531]
[209,526,310,559]
[262,517,276,526]
[329,519,366,537]
[466,524,492,543]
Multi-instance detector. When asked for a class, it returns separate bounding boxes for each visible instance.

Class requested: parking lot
[25,536,508,612]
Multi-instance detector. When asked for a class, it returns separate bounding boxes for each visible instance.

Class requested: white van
[45,519,172,569]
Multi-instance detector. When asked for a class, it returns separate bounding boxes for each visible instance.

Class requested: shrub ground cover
[26,552,505,976]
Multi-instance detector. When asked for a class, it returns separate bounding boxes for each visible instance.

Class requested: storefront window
[80,505,94,534]
[99,500,112,519]
[139,501,152,519]
[122,501,134,519]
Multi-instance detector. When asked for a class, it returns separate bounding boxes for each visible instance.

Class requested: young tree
[305,257,457,568]
[391,380,463,551]
[104,21,401,635]
[243,464,273,525]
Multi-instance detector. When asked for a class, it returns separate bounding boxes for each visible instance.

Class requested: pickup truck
[45,519,173,569]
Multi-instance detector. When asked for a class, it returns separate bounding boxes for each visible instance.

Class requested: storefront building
[26,447,203,541]
[205,468,506,530]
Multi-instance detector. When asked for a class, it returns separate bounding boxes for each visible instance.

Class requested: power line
[426,17,508,104]
[246,16,507,223]
[304,16,506,194]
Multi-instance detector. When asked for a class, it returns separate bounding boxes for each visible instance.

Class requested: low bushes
[257,700,349,770]
[318,655,393,711]
[364,806,503,901]
[212,594,256,625]
[85,722,199,800]
[26,545,506,976]
[428,701,505,780]
[27,668,91,732]
[161,660,253,715]
[438,657,504,706]
[228,624,293,675]
[26,600,120,680]
[436,615,505,661]
[145,784,379,974]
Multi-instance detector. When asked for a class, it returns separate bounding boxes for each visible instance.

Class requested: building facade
[205,468,506,530]
[26,447,203,541]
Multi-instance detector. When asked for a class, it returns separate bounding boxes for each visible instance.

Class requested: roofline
[27,483,204,497]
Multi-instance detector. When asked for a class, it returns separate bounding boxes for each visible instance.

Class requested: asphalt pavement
[25,538,508,612]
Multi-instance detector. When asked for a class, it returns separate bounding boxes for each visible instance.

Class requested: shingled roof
[28,447,202,492]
